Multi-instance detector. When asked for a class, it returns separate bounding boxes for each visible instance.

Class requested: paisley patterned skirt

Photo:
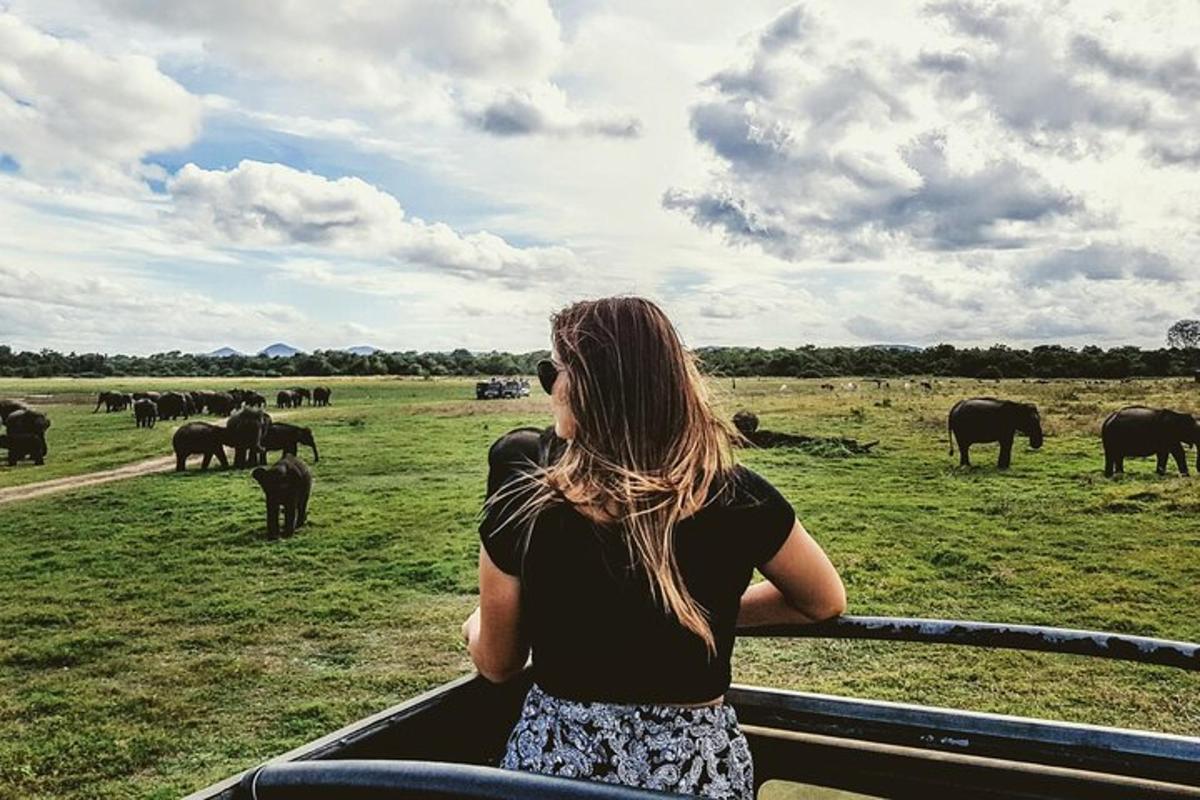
[500,683,754,799]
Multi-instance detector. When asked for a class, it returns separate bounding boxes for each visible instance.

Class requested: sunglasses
[536,359,559,395]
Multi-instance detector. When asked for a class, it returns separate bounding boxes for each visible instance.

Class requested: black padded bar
[238,759,679,800]
[737,616,1200,670]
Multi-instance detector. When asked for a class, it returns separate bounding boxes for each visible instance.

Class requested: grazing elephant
[93,391,127,413]
[263,422,319,461]
[1102,406,1200,477]
[291,387,311,406]
[4,409,51,465]
[172,422,230,472]
[189,391,208,414]
[276,390,297,409]
[206,392,237,416]
[226,407,271,468]
[157,391,191,421]
[243,391,266,408]
[133,399,158,428]
[0,399,28,423]
[228,389,248,407]
[312,386,332,406]
[948,397,1043,469]
[0,433,47,466]
[252,454,312,540]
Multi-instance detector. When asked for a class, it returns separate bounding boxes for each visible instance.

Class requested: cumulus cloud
[66,0,639,139]
[0,12,202,186]
[1023,244,1185,285]
[665,1,1199,264]
[167,160,583,286]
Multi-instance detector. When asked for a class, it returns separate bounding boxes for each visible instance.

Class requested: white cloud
[166,160,584,287]
[0,12,202,187]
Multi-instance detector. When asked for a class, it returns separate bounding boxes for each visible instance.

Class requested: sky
[1,0,1198,356]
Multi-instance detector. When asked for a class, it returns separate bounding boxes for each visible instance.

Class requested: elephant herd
[171,408,319,540]
[92,386,332,428]
[0,399,51,466]
[947,396,1200,476]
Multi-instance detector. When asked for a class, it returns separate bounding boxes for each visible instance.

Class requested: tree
[1166,319,1200,349]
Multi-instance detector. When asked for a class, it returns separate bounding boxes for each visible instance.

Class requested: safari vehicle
[187,615,1199,799]
[501,379,531,398]
[475,379,503,400]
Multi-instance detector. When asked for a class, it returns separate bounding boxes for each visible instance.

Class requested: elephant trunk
[309,439,319,463]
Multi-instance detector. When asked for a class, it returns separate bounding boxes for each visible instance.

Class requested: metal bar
[737,616,1200,670]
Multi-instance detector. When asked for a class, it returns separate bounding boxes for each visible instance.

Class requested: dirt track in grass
[0,454,178,506]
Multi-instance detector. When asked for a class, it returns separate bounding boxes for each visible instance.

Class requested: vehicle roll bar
[736,615,1200,671]
[238,759,677,799]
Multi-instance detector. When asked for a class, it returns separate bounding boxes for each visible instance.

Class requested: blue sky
[1,1,1198,355]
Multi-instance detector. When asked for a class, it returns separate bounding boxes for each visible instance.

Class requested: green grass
[0,375,1197,798]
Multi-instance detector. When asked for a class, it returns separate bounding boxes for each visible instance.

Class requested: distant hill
[862,343,922,352]
[205,346,243,358]
[258,342,302,358]
[345,345,381,356]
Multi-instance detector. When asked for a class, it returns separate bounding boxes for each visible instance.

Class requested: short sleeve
[478,428,543,576]
[728,466,796,567]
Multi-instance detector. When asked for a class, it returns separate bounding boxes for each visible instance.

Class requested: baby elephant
[252,454,312,540]
[0,433,47,466]
[172,422,229,472]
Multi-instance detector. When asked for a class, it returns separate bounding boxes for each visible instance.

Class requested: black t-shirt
[478,426,796,704]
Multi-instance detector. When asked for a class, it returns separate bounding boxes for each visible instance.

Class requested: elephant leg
[1171,444,1189,476]
[215,447,229,469]
[283,501,297,537]
[297,484,310,528]
[1156,451,1168,475]
[998,433,1014,469]
[176,452,187,472]
[1104,451,1115,478]
[201,452,212,471]
[959,442,971,467]
[233,448,245,469]
[33,437,45,466]
[1115,456,1124,474]
[266,501,280,540]
[287,442,297,456]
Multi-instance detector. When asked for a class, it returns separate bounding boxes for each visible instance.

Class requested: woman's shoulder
[715,463,787,507]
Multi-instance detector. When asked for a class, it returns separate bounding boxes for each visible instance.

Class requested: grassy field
[0,375,1197,798]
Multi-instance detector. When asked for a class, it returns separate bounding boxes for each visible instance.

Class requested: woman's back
[481,426,795,705]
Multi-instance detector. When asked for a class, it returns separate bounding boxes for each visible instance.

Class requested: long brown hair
[495,296,739,655]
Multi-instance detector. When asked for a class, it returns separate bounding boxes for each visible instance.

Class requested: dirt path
[0,455,178,506]
[0,411,296,507]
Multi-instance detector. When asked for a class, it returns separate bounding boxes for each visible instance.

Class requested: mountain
[258,342,302,358]
[345,345,381,356]
[205,346,243,358]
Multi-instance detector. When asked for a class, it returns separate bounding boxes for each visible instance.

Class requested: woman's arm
[737,519,846,627]
[463,546,529,683]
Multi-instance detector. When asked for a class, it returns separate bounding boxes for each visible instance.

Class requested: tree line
[1,343,1198,380]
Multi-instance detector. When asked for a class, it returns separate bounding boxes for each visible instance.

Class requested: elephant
[189,391,208,414]
[243,391,266,408]
[228,389,248,406]
[0,399,28,423]
[948,397,1043,469]
[172,422,230,472]
[4,409,50,465]
[252,454,312,540]
[263,422,319,461]
[226,407,271,468]
[206,392,237,416]
[93,391,128,413]
[1101,406,1200,477]
[0,433,46,466]
[312,386,332,406]
[133,391,161,403]
[276,390,298,409]
[157,391,191,421]
[291,387,311,406]
[133,398,158,428]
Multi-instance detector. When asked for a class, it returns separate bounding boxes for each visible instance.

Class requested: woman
[463,297,846,799]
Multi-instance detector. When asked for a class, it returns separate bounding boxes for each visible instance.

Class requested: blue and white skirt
[500,683,754,799]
